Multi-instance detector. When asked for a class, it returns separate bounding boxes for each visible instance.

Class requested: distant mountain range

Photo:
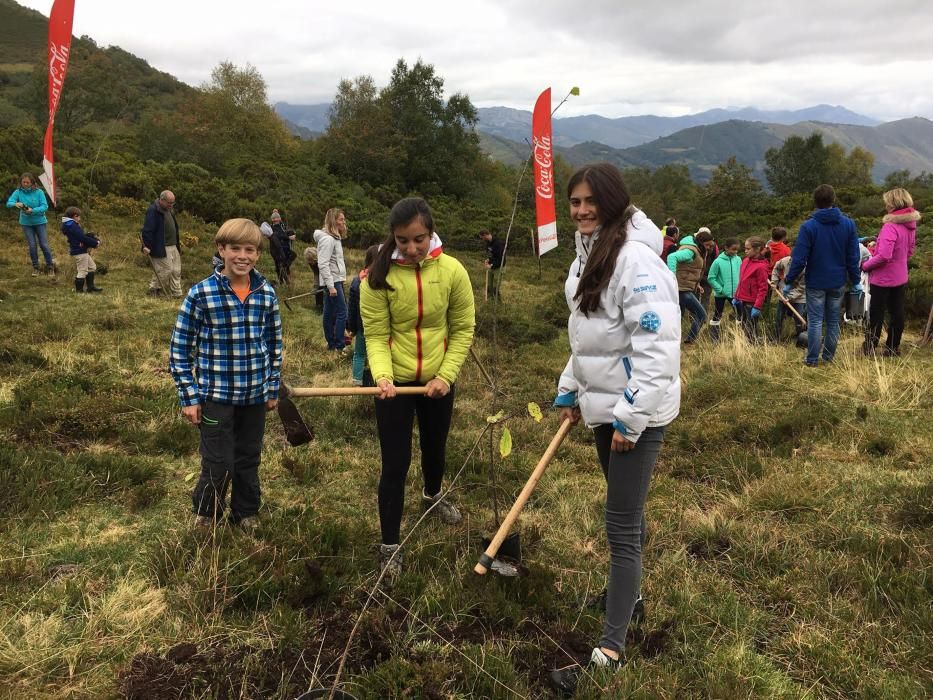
[474,104,881,149]
[274,101,932,183]
[554,117,933,183]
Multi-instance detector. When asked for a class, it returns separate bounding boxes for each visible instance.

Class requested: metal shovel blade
[278,396,314,446]
[490,556,528,577]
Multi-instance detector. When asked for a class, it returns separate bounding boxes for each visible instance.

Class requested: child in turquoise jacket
[706,237,741,341]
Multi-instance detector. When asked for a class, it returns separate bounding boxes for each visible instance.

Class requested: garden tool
[281,290,316,311]
[474,417,572,575]
[277,383,431,446]
[769,281,807,329]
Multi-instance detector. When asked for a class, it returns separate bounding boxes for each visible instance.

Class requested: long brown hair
[569,163,635,315]
[367,197,434,291]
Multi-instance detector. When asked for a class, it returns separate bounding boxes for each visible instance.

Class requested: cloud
[15,0,933,120]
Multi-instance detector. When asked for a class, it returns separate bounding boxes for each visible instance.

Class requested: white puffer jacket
[313,229,347,290]
[557,210,681,441]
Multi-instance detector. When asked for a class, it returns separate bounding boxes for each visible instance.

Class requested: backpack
[303,246,319,271]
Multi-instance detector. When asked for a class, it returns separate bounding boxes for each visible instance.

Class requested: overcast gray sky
[18,0,933,121]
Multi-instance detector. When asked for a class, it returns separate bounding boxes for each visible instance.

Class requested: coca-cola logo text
[533,135,554,200]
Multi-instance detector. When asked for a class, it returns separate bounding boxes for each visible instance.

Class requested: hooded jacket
[707,251,741,299]
[766,240,791,275]
[770,256,806,303]
[313,228,347,290]
[360,234,475,386]
[861,208,919,288]
[6,186,49,226]
[61,217,100,255]
[556,210,681,443]
[786,206,859,290]
[666,235,704,292]
[734,256,770,309]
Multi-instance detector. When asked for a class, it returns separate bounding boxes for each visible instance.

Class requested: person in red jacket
[766,227,791,276]
[732,237,770,342]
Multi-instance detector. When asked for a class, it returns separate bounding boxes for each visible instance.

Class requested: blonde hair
[882,188,913,212]
[322,208,345,237]
[215,218,262,248]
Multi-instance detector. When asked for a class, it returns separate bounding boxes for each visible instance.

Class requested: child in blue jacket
[347,245,379,386]
[61,207,103,293]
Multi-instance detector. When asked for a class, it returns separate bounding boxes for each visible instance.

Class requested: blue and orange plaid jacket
[169,268,282,407]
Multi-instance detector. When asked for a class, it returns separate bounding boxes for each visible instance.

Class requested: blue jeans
[678,291,707,342]
[22,224,54,268]
[352,328,367,382]
[805,287,845,365]
[323,283,348,350]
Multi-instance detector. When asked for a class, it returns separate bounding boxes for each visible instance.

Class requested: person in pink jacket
[861,188,920,357]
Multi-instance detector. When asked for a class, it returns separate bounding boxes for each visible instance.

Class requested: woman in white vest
[549,162,681,696]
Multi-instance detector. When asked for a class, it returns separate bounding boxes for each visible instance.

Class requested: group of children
[668,224,809,344]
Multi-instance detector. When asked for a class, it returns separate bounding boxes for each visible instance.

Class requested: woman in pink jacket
[861,188,920,357]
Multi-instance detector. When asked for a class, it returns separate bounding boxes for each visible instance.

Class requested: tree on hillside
[764,133,829,197]
[702,156,763,214]
[825,143,874,188]
[320,59,486,201]
[321,76,405,198]
[205,62,269,113]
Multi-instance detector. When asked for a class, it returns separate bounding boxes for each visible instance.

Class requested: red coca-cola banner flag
[38,0,76,206]
[532,87,557,256]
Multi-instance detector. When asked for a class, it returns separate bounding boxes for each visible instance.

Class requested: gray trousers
[149,245,183,296]
[191,401,266,522]
[593,423,666,653]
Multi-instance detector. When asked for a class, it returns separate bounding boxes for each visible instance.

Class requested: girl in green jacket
[360,197,476,580]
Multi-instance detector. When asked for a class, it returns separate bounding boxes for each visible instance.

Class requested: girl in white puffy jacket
[549,163,682,696]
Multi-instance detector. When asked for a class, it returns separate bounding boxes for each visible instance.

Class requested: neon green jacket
[360,241,475,385]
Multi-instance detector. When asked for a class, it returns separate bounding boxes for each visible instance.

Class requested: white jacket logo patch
[639,311,661,332]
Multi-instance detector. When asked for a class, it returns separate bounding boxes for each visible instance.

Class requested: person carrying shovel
[360,197,475,581]
[549,163,681,696]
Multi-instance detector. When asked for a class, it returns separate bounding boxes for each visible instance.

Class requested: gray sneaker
[423,489,462,524]
[379,543,403,581]
[239,516,259,532]
[194,515,214,529]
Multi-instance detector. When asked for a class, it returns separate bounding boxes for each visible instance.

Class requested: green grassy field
[0,210,930,699]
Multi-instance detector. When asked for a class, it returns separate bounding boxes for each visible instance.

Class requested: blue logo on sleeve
[639,311,661,332]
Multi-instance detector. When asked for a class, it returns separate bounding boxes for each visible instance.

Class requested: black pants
[593,424,666,653]
[192,401,266,522]
[867,283,907,352]
[736,302,760,342]
[374,384,456,544]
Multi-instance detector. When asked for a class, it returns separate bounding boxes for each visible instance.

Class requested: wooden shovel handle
[768,281,807,327]
[287,386,429,397]
[474,418,573,575]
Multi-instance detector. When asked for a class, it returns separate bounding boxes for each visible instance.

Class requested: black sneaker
[548,647,622,697]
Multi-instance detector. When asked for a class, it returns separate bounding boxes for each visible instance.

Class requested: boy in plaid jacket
[169,219,283,530]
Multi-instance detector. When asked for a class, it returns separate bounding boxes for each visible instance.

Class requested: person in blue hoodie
[6,172,56,276]
[61,206,103,293]
[783,184,861,366]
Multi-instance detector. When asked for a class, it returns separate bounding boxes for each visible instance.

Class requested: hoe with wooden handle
[276,384,430,446]
[474,417,573,575]
[769,281,807,329]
